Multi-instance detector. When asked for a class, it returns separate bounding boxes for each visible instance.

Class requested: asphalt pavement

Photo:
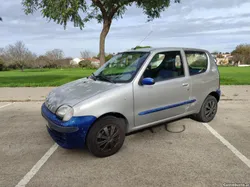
[0,86,249,187]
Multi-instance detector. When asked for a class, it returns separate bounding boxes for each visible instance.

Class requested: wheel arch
[97,112,129,132]
[208,91,220,102]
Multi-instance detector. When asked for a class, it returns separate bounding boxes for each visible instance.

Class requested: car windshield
[92,52,150,83]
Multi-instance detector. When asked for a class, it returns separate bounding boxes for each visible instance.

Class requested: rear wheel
[193,95,218,122]
[86,116,126,157]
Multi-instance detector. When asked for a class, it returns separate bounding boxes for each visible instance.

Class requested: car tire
[193,95,218,123]
[86,116,126,157]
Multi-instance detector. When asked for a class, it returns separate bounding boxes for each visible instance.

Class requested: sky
[1,0,250,57]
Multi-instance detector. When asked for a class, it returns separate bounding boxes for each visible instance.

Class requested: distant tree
[34,55,50,69]
[0,57,6,71]
[55,58,72,68]
[0,48,4,55]
[232,44,250,64]
[22,0,180,66]
[105,53,113,62]
[0,48,8,70]
[80,50,94,59]
[94,53,113,62]
[45,49,64,61]
[4,41,34,71]
[45,49,64,68]
[211,51,219,55]
[134,46,152,49]
[217,54,224,58]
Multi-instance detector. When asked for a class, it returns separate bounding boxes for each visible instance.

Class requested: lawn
[218,66,250,85]
[0,68,95,87]
[0,67,249,87]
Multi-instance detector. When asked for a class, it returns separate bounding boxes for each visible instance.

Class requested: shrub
[0,58,5,71]
[79,60,96,69]
[0,58,8,71]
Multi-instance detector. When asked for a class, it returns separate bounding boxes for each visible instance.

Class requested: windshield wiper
[96,74,115,84]
[90,73,97,80]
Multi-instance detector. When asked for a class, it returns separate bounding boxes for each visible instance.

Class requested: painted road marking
[15,143,59,187]
[203,123,250,169]
[0,103,13,109]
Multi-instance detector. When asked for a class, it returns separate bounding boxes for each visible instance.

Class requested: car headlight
[56,105,74,121]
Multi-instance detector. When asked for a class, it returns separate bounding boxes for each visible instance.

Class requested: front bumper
[41,103,96,149]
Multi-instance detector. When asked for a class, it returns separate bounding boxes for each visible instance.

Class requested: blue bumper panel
[41,103,96,149]
[216,89,221,96]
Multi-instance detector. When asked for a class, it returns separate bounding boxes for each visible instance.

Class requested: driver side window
[143,51,184,82]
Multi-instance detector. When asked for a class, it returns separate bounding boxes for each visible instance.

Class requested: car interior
[143,51,184,82]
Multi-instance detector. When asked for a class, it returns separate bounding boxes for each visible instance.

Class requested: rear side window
[185,51,208,75]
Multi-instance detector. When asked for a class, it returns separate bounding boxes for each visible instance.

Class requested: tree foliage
[22,0,179,65]
[0,57,6,71]
[45,49,64,68]
[95,53,113,62]
[79,59,95,68]
[232,44,250,65]
[45,49,64,61]
[134,45,152,49]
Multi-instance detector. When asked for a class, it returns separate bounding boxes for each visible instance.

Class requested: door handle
[182,83,189,87]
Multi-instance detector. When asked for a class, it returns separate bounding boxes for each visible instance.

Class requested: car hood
[45,78,118,113]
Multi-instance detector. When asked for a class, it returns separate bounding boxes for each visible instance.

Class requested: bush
[79,60,96,69]
[232,44,250,64]
[0,58,8,71]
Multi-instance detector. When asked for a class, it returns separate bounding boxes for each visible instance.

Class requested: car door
[184,50,215,113]
[133,50,192,127]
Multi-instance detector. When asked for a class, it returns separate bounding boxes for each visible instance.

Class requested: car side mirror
[141,77,155,85]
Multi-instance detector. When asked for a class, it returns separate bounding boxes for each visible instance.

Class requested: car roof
[126,47,209,53]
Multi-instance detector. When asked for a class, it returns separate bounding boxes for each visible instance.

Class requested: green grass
[0,67,249,87]
[0,68,95,87]
[218,66,250,85]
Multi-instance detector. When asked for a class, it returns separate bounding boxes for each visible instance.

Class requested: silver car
[42,47,220,157]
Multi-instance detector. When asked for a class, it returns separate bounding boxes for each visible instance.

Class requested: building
[216,53,233,65]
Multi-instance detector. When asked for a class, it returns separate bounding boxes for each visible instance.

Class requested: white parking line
[0,103,13,109]
[203,123,250,169]
[15,143,58,187]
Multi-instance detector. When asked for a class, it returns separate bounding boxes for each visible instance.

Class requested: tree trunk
[99,19,111,66]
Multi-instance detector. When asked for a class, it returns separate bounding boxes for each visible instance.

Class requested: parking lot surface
[0,86,249,187]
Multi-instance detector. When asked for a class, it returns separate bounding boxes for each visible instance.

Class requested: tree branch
[108,0,135,19]
[109,4,120,19]
[92,0,108,19]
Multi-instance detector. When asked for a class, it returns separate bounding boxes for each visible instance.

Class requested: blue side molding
[138,99,196,116]
[41,103,97,149]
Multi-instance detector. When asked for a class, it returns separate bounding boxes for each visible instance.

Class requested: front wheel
[86,116,126,157]
[192,95,218,122]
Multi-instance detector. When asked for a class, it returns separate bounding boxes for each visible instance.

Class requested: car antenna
[133,24,153,50]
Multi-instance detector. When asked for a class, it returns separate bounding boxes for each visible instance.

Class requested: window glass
[150,54,165,69]
[93,52,149,83]
[185,51,208,75]
[143,51,184,82]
